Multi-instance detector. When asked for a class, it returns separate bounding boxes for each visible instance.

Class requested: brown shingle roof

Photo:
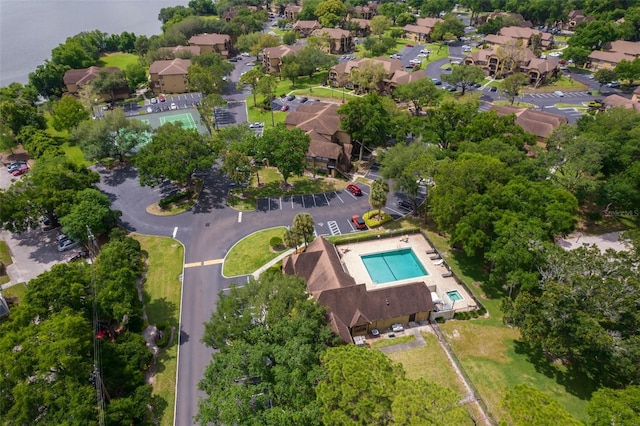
[415,17,441,28]
[312,28,351,39]
[188,33,230,46]
[403,24,433,35]
[293,20,321,30]
[63,66,120,86]
[349,18,371,29]
[317,282,434,340]
[603,94,640,112]
[588,50,629,64]
[148,58,191,76]
[608,40,640,57]
[490,105,568,138]
[263,44,303,59]
[282,237,355,297]
[285,103,341,135]
[483,34,513,45]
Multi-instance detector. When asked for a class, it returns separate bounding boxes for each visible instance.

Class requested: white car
[146,106,153,113]
[249,122,264,128]
[417,53,428,58]
[58,238,80,252]
[170,102,177,110]
[391,324,404,333]
[420,49,431,54]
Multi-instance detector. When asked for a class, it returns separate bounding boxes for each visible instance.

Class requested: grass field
[422,228,594,422]
[1,283,27,301]
[134,234,184,426]
[386,331,467,396]
[440,321,594,422]
[61,142,91,167]
[98,52,139,69]
[0,240,12,285]
[223,227,288,277]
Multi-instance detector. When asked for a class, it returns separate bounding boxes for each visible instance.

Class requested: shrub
[435,316,446,323]
[363,210,393,228]
[156,322,170,348]
[158,190,194,209]
[477,307,487,316]
[269,236,283,250]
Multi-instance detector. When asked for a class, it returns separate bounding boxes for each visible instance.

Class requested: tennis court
[159,113,197,129]
[128,108,209,135]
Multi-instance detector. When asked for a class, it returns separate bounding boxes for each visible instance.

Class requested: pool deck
[338,234,476,311]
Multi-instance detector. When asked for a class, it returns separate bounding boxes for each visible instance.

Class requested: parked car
[11,165,29,176]
[56,233,69,243]
[158,94,166,102]
[7,161,27,173]
[150,97,157,104]
[286,94,295,101]
[606,81,620,88]
[351,214,367,230]
[370,328,380,337]
[588,101,603,108]
[170,102,178,110]
[420,49,431,54]
[280,105,290,112]
[346,184,362,196]
[300,97,308,103]
[65,250,89,263]
[489,86,498,92]
[58,238,80,252]
[406,44,414,47]
[146,106,153,113]
[431,78,442,85]
[249,122,264,128]
[554,90,565,97]
[391,323,404,332]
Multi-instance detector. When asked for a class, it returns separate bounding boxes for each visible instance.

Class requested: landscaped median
[223,227,289,277]
[133,234,184,426]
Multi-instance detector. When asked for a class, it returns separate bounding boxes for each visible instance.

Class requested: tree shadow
[98,164,139,187]
[179,329,190,345]
[11,229,69,265]
[449,247,505,300]
[191,168,231,214]
[513,340,598,400]
[144,295,178,326]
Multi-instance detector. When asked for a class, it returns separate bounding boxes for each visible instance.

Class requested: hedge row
[158,190,193,209]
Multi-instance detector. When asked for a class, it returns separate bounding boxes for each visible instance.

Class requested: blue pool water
[361,248,428,284]
[447,290,463,301]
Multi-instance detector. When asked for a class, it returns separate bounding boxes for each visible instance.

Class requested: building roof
[148,58,191,76]
[490,105,568,138]
[157,45,201,59]
[483,34,513,46]
[607,40,640,57]
[588,50,630,64]
[387,69,426,85]
[415,17,441,28]
[283,236,434,343]
[332,56,403,76]
[63,66,120,86]
[403,24,434,35]
[188,33,230,46]
[312,28,351,39]
[349,18,371,29]
[293,20,321,30]
[282,237,355,297]
[485,12,532,28]
[263,44,304,59]
[285,4,302,12]
[603,94,640,112]
[317,282,434,329]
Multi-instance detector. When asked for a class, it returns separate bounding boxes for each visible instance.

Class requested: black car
[286,94,295,101]
[300,97,308,103]
[489,86,497,92]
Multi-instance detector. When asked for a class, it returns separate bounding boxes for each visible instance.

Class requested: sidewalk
[251,247,296,279]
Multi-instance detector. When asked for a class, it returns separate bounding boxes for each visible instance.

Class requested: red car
[406,44,414,47]
[158,94,166,102]
[280,105,290,111]
[346,184,362,196]
[11,165,29,176]
[351,214,367,230]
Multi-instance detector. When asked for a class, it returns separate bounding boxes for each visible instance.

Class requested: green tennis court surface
[139,119,150,125]
[159,113,196,129]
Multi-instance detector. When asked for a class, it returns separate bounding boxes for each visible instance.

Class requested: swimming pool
[361,248,428,284]
[446,290,463,302]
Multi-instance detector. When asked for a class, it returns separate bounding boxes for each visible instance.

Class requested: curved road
[97,165,377,425]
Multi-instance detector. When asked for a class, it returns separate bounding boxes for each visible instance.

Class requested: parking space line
[323,193,330,205]
[302,196,306,208]
[386,207,404,216]
[238,211,242,223]
[280,196,283,210]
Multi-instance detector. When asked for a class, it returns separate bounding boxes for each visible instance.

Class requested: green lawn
[292,86,359,102]
[98,52,139,69]
[0,240,12,285]
[386,331,467,396]
[1,283,27,302]
[422,228,595,422]
[493,100,537,109]
[440,321,595,423]
[223,227,288,277]
[134,234,184,426]
[61,142,91,167]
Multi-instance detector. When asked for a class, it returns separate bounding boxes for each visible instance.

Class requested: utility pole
[87,226,105,426]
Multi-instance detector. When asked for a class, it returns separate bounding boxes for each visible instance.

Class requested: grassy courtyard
[223,227,288,277]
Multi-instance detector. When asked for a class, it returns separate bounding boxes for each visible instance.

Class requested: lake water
[0,0,188,87]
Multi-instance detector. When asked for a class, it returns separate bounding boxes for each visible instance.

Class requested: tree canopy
[256,124,310,184]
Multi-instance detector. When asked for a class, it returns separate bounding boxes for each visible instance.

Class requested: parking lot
[255,183,424,236]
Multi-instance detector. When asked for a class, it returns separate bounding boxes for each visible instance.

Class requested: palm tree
[292,213,315,248]
[369,179,388,221]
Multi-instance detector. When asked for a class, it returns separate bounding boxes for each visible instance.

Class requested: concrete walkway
[251,247,296,279]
